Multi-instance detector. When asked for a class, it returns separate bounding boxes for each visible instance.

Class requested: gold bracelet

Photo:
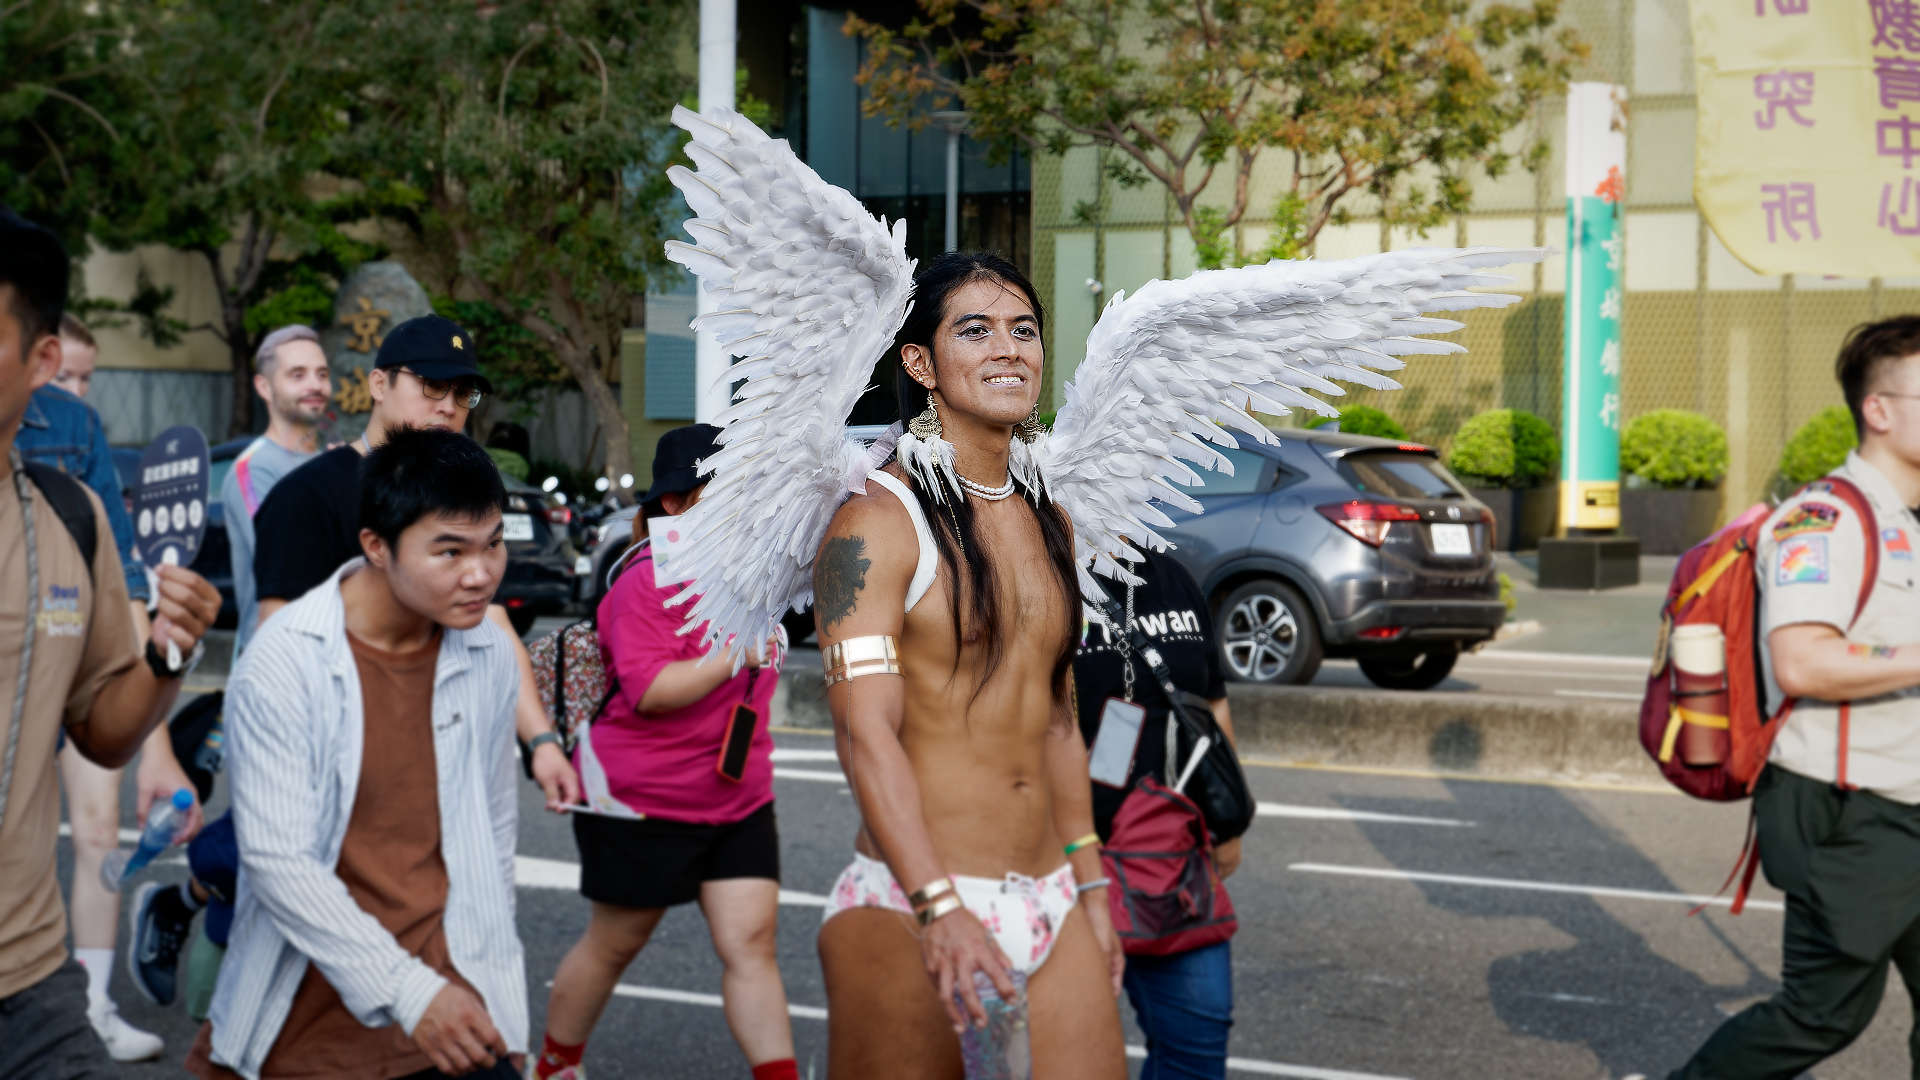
[822,635,902,688]
[1064,832,1101,856]
[908,877,955,911]
[916,894,964,927]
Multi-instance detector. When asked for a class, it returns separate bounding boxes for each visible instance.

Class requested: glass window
[1171,447,1270,497]
[1340,452,1463,499]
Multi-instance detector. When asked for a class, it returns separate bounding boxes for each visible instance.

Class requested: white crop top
[864,471,938,612]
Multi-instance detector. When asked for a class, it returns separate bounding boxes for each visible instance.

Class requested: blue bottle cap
[171,788,194,810]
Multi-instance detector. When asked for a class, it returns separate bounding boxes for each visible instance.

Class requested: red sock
[534,1033,585,1078]
[751,1060,800,1080]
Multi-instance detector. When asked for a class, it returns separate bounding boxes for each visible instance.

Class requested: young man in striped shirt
[186,428,528,1079]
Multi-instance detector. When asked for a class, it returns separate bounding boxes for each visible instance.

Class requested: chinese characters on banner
[1562,83,1627,532]
[1691,0,1920,274]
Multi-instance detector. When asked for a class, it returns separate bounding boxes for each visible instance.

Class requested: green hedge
[1446,409,1558,489]
[1308,404,1408,441]
[1620,409,1728,489]
[1778,405,1857,486]
[486,446,530,484]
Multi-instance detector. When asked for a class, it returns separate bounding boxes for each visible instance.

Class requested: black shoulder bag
[1094,592,1256,842]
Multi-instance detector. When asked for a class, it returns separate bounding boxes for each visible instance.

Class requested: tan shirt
[0,468,138,999]
[1758,451,1920,803]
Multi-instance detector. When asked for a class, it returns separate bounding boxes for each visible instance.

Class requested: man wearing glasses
[246,313,579,798]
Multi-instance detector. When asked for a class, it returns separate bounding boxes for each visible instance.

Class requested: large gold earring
[1014,403,1044,444]
[908,397,942,441]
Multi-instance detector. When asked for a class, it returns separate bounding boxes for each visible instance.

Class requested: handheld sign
[135,426,211,571]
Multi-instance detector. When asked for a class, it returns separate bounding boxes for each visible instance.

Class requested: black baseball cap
[373,314,493,394]
[641,424,723,515]
[0,205,70,342]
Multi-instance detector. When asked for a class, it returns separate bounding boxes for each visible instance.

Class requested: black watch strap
[528,731,564,754]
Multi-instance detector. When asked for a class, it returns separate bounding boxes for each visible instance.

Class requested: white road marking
[774,767,850,783]
[1257,804,1472,828]
[1551,689,1644,701]
[1459,667,1649,684]
[514,854,829,907]
[770,748,842,763]
[598,982,1411,1079]
[1289,862,1784,912]
[1469,649,1649,668]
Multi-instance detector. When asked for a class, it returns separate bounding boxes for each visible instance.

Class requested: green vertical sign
[1561,82,1626,532]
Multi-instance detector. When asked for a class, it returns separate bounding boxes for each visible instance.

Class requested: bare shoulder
[817,479,921,636]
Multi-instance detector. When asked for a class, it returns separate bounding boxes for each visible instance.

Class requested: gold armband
[822,635,901,688]
[916,894,964,927]
[908,877,955,910]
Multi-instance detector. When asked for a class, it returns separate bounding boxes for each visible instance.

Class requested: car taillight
[1317,501,1422,547]
[547,506,572,526]
[1359,626,1404,640]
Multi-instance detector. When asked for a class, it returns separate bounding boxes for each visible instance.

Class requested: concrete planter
[1620,486,1724,555]
[1466,486,1557,552]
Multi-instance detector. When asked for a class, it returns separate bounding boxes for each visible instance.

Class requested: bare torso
[847,463,1072,878]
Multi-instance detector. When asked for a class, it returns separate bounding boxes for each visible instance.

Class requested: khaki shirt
[0,467,138,999]
[1758,451,1920,803]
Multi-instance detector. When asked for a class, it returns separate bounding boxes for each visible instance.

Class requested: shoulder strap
[864,471,937,612]
[22,462,97,584]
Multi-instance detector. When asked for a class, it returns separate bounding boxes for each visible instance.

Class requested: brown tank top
[188,628,474,1079]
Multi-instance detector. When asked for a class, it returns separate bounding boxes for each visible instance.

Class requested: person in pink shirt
[531,425,797,1080]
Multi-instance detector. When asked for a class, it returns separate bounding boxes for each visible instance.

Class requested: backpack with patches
[1638,476,1878,911]
[22,461,98,583]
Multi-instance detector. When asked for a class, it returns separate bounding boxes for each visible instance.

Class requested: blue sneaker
[128,880,196,1006]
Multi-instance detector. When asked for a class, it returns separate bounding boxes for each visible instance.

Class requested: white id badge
[647,514,693,585]
[1089,698,1146,788]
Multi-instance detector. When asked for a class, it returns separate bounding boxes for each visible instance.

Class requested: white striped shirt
[204,559,528,1079]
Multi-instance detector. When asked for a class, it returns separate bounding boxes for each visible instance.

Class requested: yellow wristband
[1064,832,1101,856]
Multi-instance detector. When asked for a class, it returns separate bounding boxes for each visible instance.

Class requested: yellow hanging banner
[1691,0,1920,277]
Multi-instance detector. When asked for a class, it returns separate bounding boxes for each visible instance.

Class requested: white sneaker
[524,1059,588,1080]
[87,998,164,1062]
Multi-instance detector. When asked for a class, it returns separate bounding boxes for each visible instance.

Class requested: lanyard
[2,447,41,831]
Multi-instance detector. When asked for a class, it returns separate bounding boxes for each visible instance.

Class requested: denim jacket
[16,385,148,601]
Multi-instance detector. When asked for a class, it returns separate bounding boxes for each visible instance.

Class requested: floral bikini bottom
[823,852,1080,975]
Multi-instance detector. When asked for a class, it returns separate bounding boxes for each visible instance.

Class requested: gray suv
[1157,428,1503,690]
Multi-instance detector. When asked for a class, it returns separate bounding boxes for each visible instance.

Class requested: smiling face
[363,508,507,631]
[901,276,1044,429]
[258,339,332,426]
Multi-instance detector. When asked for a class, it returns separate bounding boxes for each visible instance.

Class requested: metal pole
[944,127,960,252]
[694,0,737,424]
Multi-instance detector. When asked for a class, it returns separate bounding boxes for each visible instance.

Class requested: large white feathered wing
[1037,247,1546,591]
[660,106,915,660]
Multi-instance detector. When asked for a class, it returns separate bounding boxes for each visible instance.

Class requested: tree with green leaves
[326,0,694,482]
[850,0,1586,269]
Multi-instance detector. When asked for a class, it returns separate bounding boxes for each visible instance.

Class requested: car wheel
[1217,580,1322,685]
[507,608,537,637]
[1357,647,1460,691]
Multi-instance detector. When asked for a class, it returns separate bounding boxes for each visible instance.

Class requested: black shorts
[572,801,780,909]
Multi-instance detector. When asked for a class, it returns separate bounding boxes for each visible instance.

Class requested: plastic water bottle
[100,789,194,892]
[956,970,1030,1080]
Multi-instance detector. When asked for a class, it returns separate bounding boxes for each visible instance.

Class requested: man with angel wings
[660,105,1542,1077]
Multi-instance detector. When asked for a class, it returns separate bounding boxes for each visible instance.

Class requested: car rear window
[1339,451,1463,500]
[1169,446,1270,497]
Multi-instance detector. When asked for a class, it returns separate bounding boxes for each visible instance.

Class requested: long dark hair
[891,252,1082,704]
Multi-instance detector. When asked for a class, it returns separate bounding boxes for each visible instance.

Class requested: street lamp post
[931,110,968,253]
[694,0,737,424]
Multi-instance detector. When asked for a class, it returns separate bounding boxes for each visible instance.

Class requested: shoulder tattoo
[816,535,871,630]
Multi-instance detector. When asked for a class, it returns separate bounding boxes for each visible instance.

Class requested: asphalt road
[1310,648,1652,706]
[65,725,1915,1080]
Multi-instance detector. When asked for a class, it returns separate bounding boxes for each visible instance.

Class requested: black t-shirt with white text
[1072,547,1226,838]
[252,444,364,604]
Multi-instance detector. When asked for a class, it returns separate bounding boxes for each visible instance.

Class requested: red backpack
[1639,476,1878,910]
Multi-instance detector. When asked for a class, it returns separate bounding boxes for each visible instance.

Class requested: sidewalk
[1486,551,1672,660]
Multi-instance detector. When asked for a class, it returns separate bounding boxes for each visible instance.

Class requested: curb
[772,653,1660,787]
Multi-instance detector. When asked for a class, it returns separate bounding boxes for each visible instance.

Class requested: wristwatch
[144,638,205,681]
[527,731,565,755]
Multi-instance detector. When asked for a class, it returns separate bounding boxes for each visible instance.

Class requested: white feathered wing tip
[659,105,917,665]
[1036,246,1548,596]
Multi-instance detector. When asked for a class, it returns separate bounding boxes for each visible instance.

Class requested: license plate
[1430,522,1472,556]
[503,513,536,542]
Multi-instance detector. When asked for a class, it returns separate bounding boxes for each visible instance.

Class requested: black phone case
[716,704,757,782]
